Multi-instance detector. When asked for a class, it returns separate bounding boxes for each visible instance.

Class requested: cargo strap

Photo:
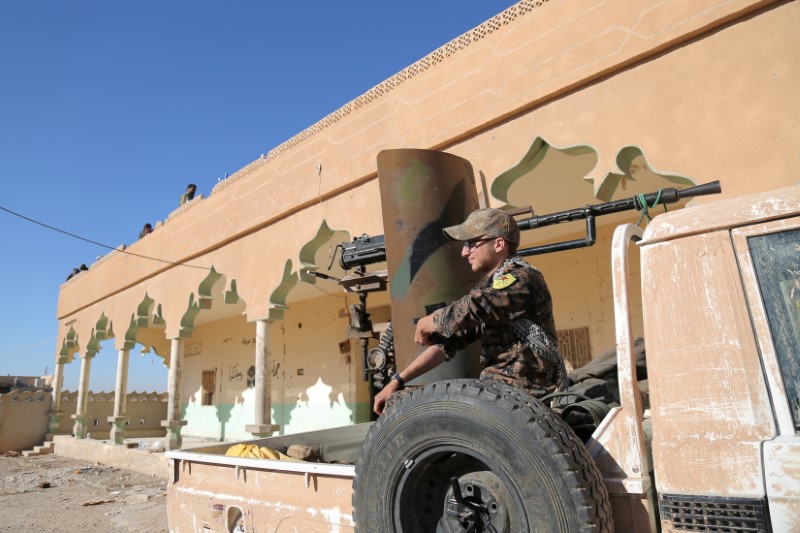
[539,392,611,427]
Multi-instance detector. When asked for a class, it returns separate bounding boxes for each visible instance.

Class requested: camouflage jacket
[432,256,566,392]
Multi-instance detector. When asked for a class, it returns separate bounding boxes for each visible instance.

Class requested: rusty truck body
[166,158,800,532]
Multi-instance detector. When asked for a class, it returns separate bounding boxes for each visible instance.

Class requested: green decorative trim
[198,267,223,309]
[153,304,165,326]
[123,314,138,350]
[179,294,201,338]
[224,279,239,304]
[268,260,298,321]
[299,221,336,269]
[492,137,597,205]
[136,294,155,327]
[593,146,695,202]
[299,222,350,283]
[59,327,79,361]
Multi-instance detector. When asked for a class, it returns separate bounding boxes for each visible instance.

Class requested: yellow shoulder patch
[492,273,517,290]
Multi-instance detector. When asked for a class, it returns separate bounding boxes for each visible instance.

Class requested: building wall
[0,391,50,452]
[268,297,363,435]
[538,222,644,357]
[56,0,800,338]
[52,0,799,438]
[57,391,167,439]
[0,375,52,392]
[181,316,257,440]
[180,294,394,439]
[0,389,167,451]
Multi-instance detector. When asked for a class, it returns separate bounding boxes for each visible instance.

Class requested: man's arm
[373,345,447,415]
[414,313,437,345]
[425,274,534,343]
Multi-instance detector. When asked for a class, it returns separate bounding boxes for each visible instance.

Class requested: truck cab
[636,186,800,532]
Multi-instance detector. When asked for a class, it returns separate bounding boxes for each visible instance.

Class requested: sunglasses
[462,237,494,251]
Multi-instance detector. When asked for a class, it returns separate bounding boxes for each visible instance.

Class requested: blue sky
[0,1,519,392]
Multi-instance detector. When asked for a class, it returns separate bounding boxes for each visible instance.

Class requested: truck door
[733,218,800,532]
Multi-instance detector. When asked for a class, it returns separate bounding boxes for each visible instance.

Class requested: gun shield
[377,149,482,383]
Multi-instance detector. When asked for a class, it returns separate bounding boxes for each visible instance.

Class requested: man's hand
[373,346,447,415]
[373,378,400,415]
[414,313,436,345]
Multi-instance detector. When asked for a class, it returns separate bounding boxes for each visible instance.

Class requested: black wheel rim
[393,446,527,533]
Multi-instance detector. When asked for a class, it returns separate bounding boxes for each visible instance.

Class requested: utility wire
[0,204,210,270]
[0,337,56,357]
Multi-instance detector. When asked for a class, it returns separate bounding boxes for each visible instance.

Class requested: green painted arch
[225,279,239,304]
[136,294,156,327]
[268,259,298,321]
[491,137,598,205]
[58,327,79,362]
[198,267,224,309]
[195,266,248,323]
[153,304,165,326]
[95,314,110,338]
[77,313,115,356]
[122,314,139,351]
[298,221,351,284]
[299,221,337,269]
[179,293,202,339]
[592,146,696,202]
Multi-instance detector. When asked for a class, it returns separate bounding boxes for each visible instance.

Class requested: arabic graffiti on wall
[228,364,243,383]
[185,343,202,358]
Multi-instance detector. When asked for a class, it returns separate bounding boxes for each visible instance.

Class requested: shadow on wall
[215,401,237,441]
[274,378,354,436]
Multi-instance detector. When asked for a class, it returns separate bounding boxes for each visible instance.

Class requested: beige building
[53,0,799,449]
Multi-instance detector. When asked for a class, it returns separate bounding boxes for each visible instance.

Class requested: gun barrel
[518,181,720,231]
[675,180,721,199]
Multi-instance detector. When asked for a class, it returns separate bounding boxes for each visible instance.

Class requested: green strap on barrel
[636,188,666,227]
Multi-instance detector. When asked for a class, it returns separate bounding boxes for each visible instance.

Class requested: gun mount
[309,234,391,385]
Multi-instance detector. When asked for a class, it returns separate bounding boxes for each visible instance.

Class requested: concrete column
[108,347,131,445]
[71,353,94,439]
[47,358,66,435]
[161,338,187,450]
[245,319,279,437]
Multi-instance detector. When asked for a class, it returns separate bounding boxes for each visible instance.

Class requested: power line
[0,204,210,270]
[0,337,56,357]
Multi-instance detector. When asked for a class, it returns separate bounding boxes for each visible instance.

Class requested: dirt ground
[0,452,168,532]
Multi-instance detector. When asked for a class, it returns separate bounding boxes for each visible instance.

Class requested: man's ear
[493,238,506,252]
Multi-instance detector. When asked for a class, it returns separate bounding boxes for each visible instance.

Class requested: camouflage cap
[443,208,520,246]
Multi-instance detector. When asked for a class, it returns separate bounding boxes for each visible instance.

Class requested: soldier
[373,208,567,415]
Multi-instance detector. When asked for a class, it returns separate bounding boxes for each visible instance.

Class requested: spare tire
[353,379,612,532]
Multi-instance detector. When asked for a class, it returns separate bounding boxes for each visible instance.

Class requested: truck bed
[166,423,371,533]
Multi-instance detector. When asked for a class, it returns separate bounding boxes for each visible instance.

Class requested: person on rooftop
[180,183,197,206]
[139,223,153,239]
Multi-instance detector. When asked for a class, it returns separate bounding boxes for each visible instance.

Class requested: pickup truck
[166,153,799,532]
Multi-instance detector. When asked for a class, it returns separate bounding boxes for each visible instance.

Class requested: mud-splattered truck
[166,150,800,532]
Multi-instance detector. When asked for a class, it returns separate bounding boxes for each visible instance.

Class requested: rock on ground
[0,453,167,532]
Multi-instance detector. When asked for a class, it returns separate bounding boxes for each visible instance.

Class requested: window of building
[201,370,216,406]
[557,327,592,372]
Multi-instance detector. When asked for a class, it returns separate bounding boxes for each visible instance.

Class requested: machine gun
[338,233,386,271]
[313,180,721,389]
[309,234,390,384]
